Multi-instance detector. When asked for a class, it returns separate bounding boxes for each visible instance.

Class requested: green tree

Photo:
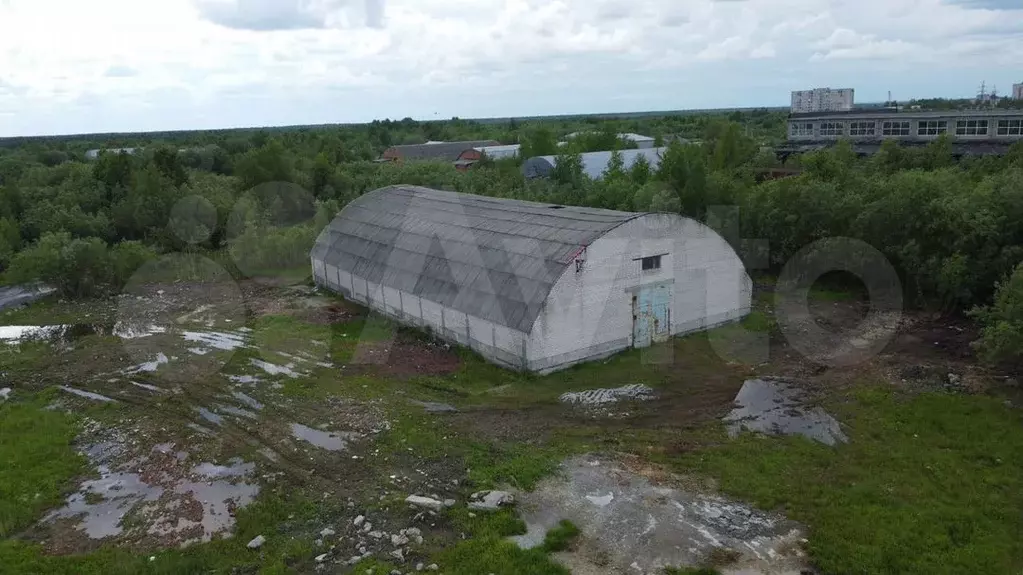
[38,150,69,167]
[6,232,111,297]
[872,139,906,174]
[650,187,681,213]
[151,147,189,187]
[630,154,651,186]
[551,153,584,187]
[311,152,333,197]
[108,241,158,287]
[113,165,181,241]
[520,127,559,158]
[0,217,20,269]
[603,150,626,181]
[971,263,1023,368]
[234,139,296,190]
[92,151,134,191]
[710,122,752,171]
[632,181,663,211]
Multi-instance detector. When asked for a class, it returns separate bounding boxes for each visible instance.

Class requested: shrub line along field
[0,272,1021,574]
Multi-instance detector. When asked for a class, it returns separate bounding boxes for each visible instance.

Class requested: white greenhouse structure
[311,185,751,374]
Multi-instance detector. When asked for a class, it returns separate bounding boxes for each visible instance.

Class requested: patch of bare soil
[119,279,247,327]
[345,335,462,379]
[447,405,577,444]
[238,281,359,323]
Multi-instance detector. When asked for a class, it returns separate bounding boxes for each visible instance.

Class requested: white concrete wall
[525,213,751,374]
[310,257,529,369]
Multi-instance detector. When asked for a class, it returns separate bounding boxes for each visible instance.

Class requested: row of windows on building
[790,119,1023,137]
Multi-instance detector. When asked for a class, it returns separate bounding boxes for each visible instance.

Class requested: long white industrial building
[311,186,751,374]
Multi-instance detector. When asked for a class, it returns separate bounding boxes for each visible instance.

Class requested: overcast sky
[1,0,1022,137]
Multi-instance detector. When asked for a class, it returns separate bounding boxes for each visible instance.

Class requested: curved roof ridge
[313,185,649,333]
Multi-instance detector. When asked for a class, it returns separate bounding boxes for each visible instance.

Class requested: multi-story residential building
[791,88,855,113]
[1013,83,1023,100]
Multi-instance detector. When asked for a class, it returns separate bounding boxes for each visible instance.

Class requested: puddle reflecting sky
[290,423,361,451]
[250,359,304,379]
[59,386,117,403]
[724,378,848,446]
[230,391,264,410]
[45,444,259,546]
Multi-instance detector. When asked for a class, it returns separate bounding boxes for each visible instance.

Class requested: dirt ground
[2,277,1018,574]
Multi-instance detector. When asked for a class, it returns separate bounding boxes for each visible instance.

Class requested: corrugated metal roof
[385,140,501,161]
[312,185,645,333]
[523,147,668,180]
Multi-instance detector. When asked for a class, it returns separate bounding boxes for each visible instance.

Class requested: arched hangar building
[311,186,751,374]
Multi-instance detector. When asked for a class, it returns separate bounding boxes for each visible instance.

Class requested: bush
[5,233,155,298]
[970,263,1023,369]
[108,241,158,287]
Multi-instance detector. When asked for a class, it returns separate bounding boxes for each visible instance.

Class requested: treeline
[1,111,1022,367]
[0,112,787,297]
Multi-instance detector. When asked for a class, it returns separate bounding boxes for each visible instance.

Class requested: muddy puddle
[724,378,848,446]
[0,283,55,311]
[1,324,107,346]
[0,321,254,357]
[59,386,118,403]
[514,455,809,574]
[231,391,264,410]
[290,423,362,451]
[182,330,250,354]
[250,358,305,378]
[0,319,326,390]
[44,437,260,549]
[227,374,262,385]
[2,322,167,345]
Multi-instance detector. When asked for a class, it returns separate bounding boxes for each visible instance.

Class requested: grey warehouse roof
[523,147,667,180]
[385,140,501,161]
[312,185,646,333]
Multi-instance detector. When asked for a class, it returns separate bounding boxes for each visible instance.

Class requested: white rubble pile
[559,384,656,406]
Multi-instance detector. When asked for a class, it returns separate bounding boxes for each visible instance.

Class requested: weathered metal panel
[632,281,673,348]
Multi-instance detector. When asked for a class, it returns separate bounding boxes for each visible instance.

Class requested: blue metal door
[633,290,652,348]
[633,282,672,348]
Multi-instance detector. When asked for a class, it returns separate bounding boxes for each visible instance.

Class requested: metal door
[633,282,672,348]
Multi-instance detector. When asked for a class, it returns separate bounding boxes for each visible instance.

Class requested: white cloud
[817,28,868,49]
[0,0,1022,136]
[750,42,776,59]
[812,39,921,61]
[194,0,386,30]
